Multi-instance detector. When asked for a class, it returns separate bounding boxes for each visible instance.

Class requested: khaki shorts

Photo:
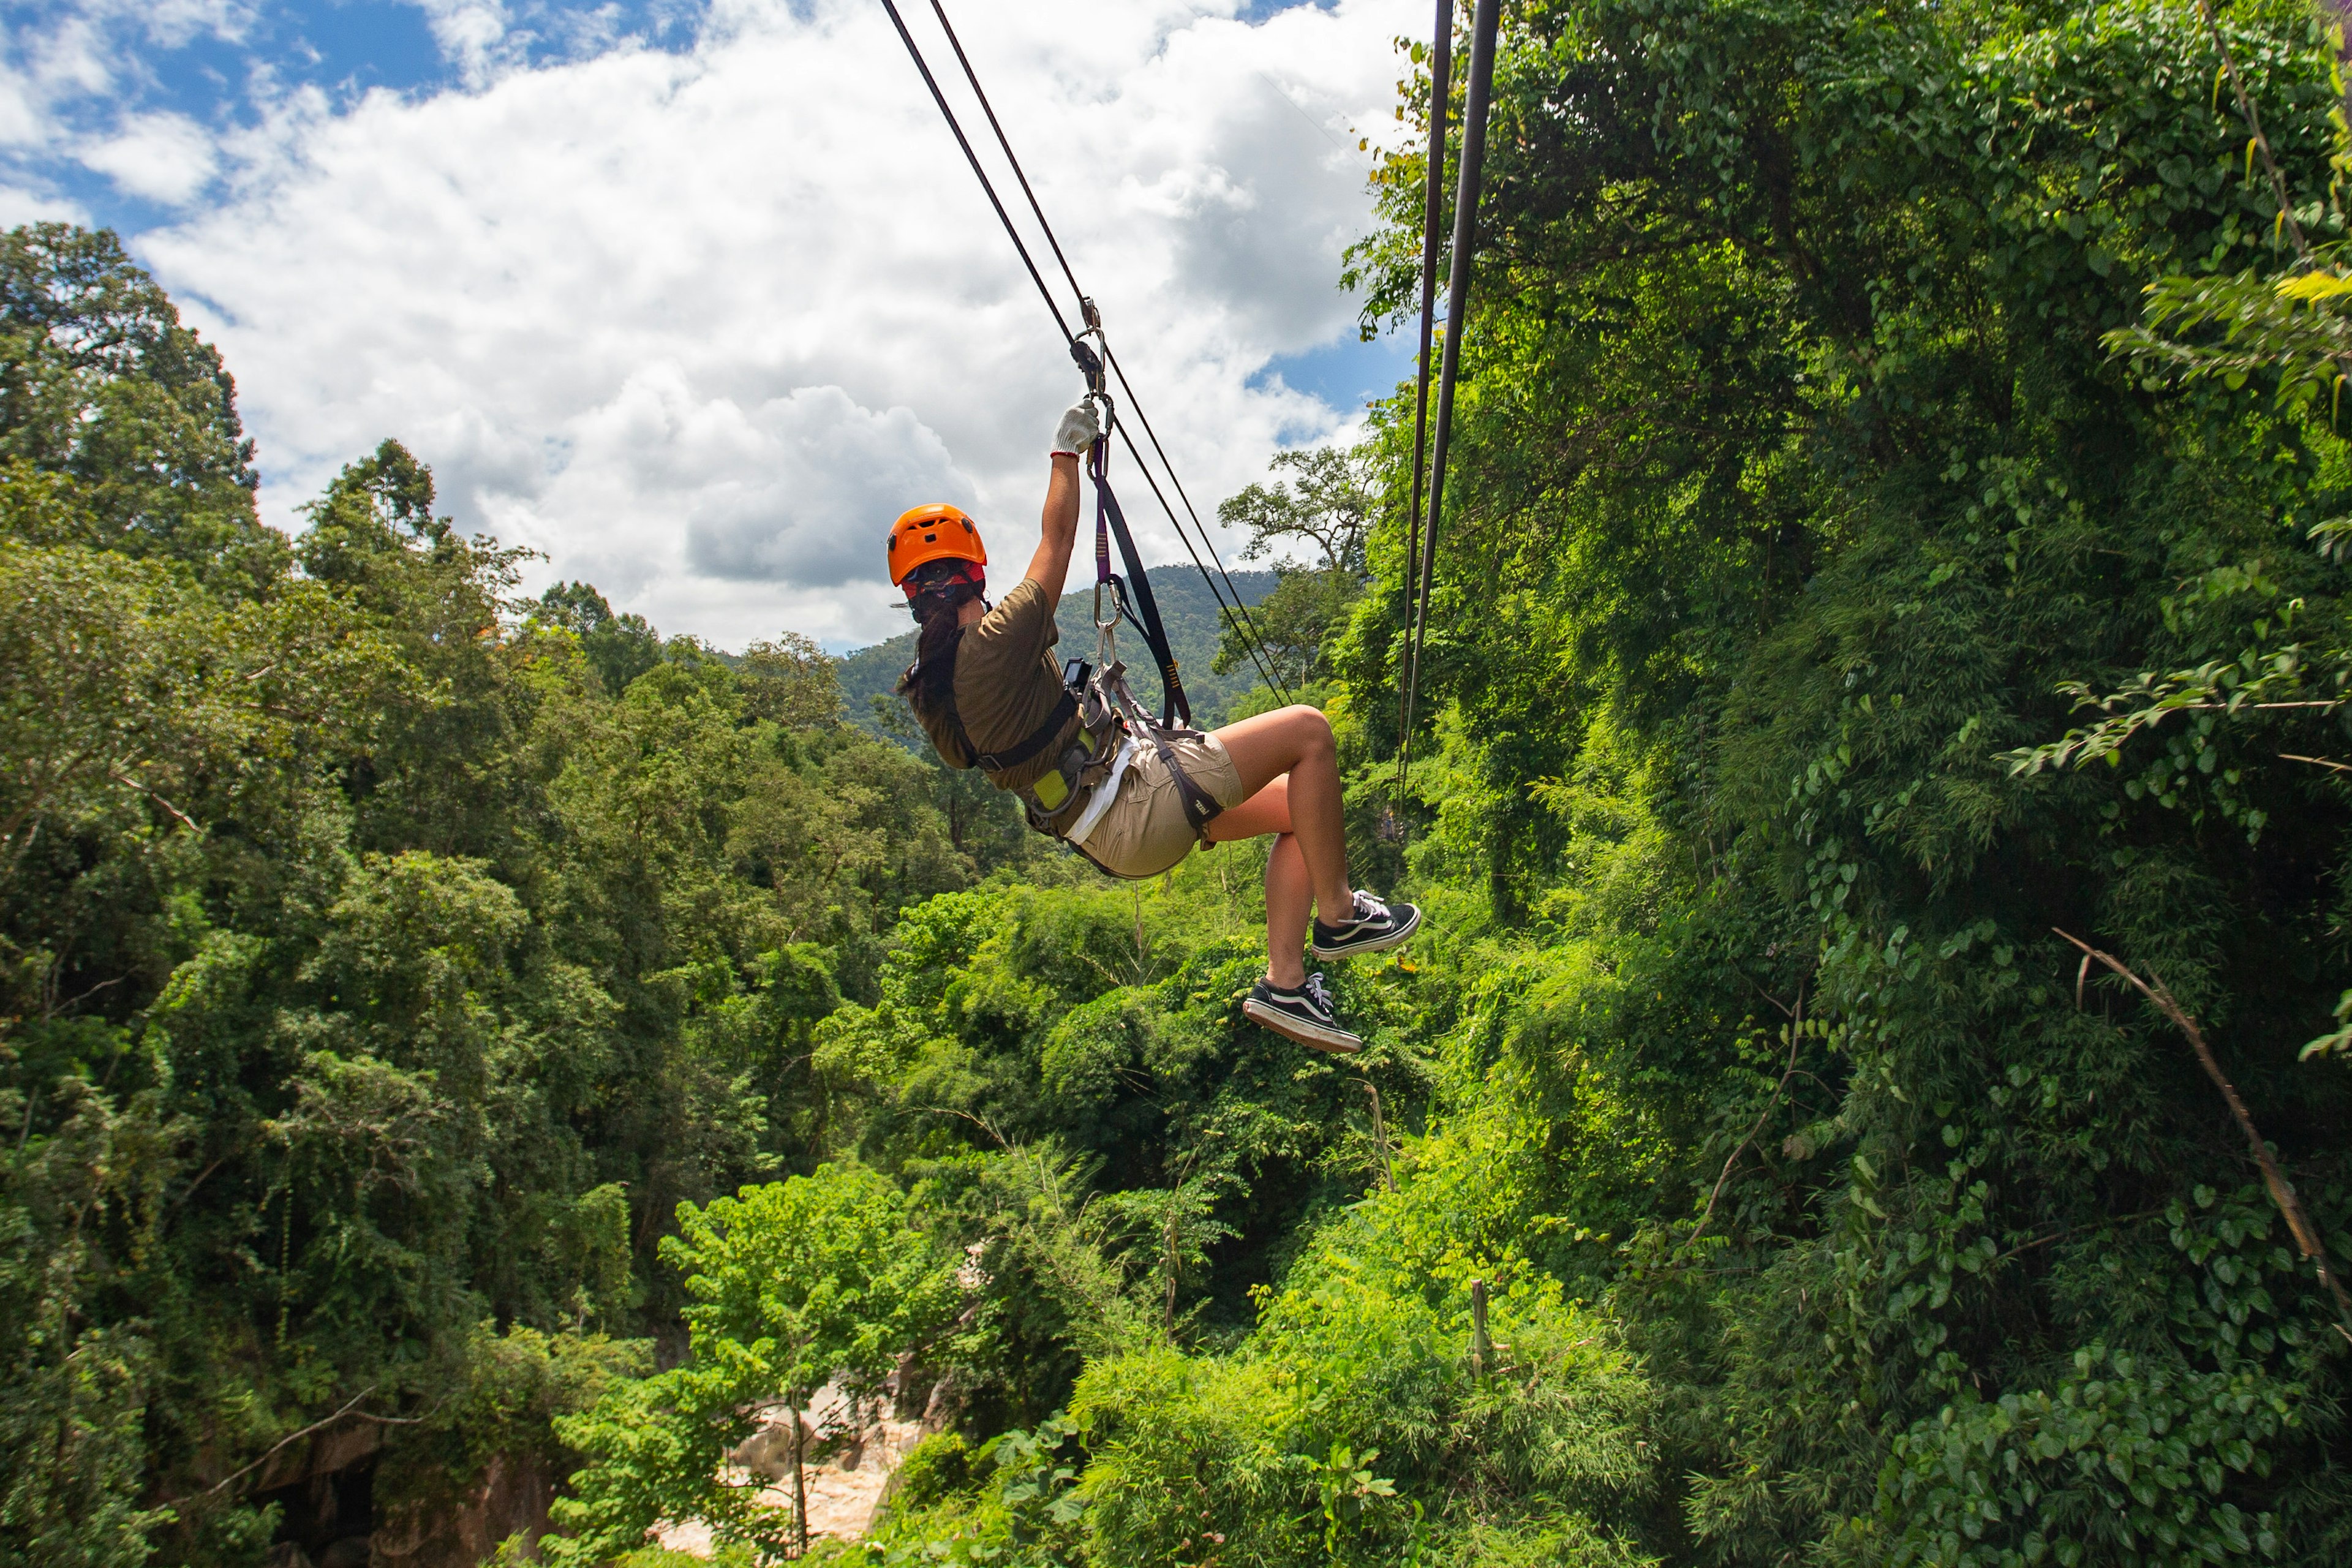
[1073,731,1248,879]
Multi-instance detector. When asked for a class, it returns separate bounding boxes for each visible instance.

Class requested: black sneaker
[1242,974,1362,1054]
[1311,890,1421,960]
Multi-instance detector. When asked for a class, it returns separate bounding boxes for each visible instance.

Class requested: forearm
[1023,453,1084,612]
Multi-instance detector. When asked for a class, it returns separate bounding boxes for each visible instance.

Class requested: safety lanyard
[1085,410,1192,729]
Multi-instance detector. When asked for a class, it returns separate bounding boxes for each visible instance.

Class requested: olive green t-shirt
[911,577,1082,795]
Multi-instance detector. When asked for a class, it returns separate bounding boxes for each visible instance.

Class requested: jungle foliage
[0,225,1035,1567]
[13,0,2352,1564]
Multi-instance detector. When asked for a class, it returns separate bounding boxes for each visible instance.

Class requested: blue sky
[6,2,715,229]
[4,0,1417,646]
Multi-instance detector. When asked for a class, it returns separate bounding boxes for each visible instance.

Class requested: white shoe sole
[1311,902,1421,960]
[1243,997,1363,1054]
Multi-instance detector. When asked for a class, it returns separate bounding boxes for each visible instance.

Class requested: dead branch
[1692,989,1806,1245]
[160,1387,379,1508]
[108,772,195,830]
[2054,929,2352,1343]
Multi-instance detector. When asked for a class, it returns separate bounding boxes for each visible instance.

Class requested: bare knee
[1281,704,1335,762]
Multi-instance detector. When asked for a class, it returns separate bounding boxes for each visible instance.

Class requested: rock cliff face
[243,1426,381,1568]
[374,1453,554,1567]
[240,1426,555,1568]
[654,1382,930,1556]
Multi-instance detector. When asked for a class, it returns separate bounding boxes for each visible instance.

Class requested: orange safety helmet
[886,503,987,587]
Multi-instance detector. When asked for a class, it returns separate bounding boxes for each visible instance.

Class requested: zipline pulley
[1070,297,1107,398]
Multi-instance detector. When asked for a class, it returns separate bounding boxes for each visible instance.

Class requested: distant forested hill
[837,565,1278,736]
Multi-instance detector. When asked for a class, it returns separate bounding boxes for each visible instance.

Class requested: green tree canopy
[0,224,276,592]
[552,1164,955,1559]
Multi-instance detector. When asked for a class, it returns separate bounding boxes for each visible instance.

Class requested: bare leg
[1205,775,1309,985]
[1262,834,1311,988]
[1208,708,1355,986]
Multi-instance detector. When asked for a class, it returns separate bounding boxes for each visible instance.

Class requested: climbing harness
[876,0,1291,706]
[898,312,1225,873]
[1042,374,1229,872]
[1395,0,1501,807]
[1078,386,1226,851]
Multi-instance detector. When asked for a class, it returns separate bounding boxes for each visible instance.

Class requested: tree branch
[1692,989,1806,1246]
[157,1386,391,1508]
[2054,929,2352,1343]
[2197,0,2310,262]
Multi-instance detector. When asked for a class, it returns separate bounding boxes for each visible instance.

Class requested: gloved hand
[1050,400,1101,459]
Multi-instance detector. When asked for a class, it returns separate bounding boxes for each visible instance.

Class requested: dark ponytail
[895,563,984,734]
[897,600,966,715]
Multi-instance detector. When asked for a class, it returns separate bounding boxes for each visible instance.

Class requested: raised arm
[1024,454,1083,614]
[1025,401,1101,615]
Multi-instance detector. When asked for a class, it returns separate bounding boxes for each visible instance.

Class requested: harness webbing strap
[1144,719,1223,839]
[960,689,1077,773]
[1089,433,1191,728]
[916,631,1079,775]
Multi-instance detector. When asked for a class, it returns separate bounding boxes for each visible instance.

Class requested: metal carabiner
[1069,296,1113,401]
[1093,575,1125,668]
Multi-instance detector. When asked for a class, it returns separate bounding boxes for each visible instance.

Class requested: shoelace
[1302,973,1334,1014]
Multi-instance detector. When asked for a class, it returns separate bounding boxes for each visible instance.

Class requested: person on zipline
[888,401,1418,1054]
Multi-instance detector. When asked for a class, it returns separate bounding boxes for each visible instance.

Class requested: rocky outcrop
[371,1451,555,1567]
[656,1382,924,1556]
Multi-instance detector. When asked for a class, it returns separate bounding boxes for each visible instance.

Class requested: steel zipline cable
[914,0,1290,706]
[1397,0,1500,803]
[919,0,1289,707]
[1395,0,1452,805]
[876,0,1293,706]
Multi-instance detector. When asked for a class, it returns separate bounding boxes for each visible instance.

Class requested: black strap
[1137,720,1223,839]
[967,688,1077,772]
[910,632,1079,774]
[1090,438,1191,728]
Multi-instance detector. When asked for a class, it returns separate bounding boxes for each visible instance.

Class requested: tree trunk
[790,1388,809,1557]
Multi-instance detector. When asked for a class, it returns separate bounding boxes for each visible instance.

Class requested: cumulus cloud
[671,386,975,586]
[409,0,521,86]
[132,0,1417,647]
[0,183,85,227]
[78,110,218,203]
[0,1,251,165]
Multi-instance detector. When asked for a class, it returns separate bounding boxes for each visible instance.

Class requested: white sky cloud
[129,0,257,50]
[0,183,86,226]
[410,0,520,86]
[0,67,48,149]
[117,0,1417,649]
[0,2,254,152]
[78,110,219,203]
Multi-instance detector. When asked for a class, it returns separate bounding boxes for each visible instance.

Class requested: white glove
[1050,401,1101,459]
